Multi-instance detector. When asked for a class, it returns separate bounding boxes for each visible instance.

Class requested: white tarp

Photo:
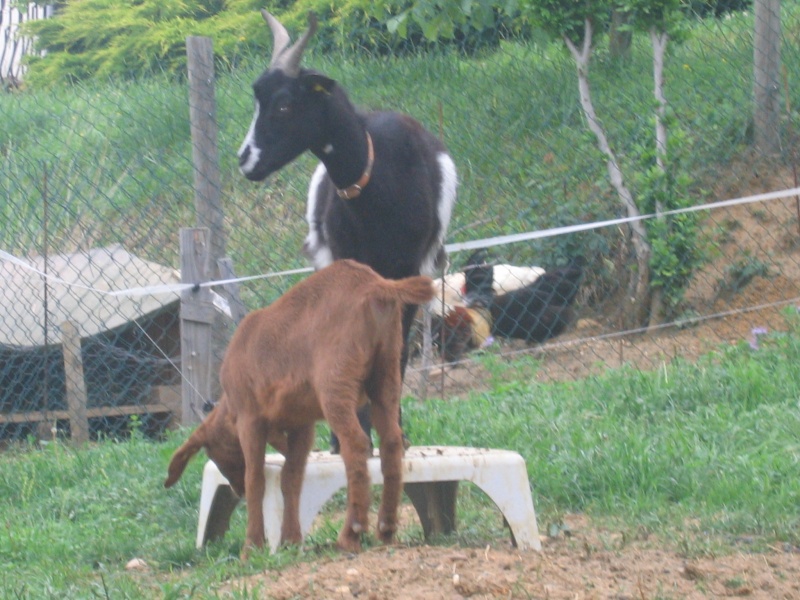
[1,244,180,347]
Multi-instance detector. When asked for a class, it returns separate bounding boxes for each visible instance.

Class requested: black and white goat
[237,11,457,450]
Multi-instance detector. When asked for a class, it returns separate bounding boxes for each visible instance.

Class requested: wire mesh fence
[1,5,799,445]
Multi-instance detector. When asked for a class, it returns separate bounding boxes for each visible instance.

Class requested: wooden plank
[151,384,181,414]
[180,228,214,426]
[60,320,89,444]
[181,302,218,324]
[0,385,182,425]
[0,404,178,425]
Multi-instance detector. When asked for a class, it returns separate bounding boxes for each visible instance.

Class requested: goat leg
[279,425,314,546]
[326,401,372,552]
[329,404,372,455]
[371,405,404,544]
[367,352,404,544]
[238,417,269,559]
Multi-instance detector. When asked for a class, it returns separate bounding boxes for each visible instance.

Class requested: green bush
[22,0,516,87]
[23,0,264,85]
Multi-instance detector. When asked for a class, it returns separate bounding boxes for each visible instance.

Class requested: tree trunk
[651,29,668,180]
[564,20,651,329]
[648,28,670,329]
[609,9,632,60]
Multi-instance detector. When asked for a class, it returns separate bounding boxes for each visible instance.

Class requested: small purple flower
[749,327,768,350]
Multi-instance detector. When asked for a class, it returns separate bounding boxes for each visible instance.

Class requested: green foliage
[618,0,692,42]
[22,0,518,86]
[369,0,517,46]
[720,253,772,294]
[520,0,615,45]
[23,0,255,85]
[634,122,706,317]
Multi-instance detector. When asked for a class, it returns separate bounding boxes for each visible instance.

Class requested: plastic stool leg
[471,457,541,551]
[196,461,240,548]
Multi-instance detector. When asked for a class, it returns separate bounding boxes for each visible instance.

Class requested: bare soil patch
[227,514,800,599]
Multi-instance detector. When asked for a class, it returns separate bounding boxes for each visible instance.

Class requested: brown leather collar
[336,133,374,200]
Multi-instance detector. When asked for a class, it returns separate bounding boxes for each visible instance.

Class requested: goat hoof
[378,520,396,544]
[336,529,363,553]
[239,544,255,562]
[378,520,392,533]
[280,529,303,547]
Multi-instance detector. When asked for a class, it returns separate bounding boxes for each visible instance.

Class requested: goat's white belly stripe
[305,163,334,269]
[420,153,458,275]
[238,101,262,175]
[436,153,458,236]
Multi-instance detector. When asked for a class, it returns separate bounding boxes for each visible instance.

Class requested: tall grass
[2,313,800,598]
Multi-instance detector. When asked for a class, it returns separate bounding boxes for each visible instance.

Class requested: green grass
[2,313,800,598]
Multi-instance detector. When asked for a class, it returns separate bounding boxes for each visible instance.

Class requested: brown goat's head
[238,11,336,181]
[164,400,247,497]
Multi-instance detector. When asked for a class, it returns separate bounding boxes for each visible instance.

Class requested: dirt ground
[227,513,800,599]
[225,162,800,598]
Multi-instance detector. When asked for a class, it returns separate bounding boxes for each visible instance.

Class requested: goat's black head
[238,11,335,181]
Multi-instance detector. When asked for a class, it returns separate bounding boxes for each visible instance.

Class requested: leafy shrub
[22,0,516,86]
[23,0,262,85]
[634,120,706,319]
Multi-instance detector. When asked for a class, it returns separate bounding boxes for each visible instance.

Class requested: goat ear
[301,72,336,95]
[164,425,207,488]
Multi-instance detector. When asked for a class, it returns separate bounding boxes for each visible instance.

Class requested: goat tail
[164,418,209,488]
[381,275,435,306]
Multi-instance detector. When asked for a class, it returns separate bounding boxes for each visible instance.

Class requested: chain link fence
[1,6,799,445]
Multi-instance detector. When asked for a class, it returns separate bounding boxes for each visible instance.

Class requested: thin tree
[527,1,652,327]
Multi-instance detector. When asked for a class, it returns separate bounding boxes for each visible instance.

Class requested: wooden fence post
[187,35,230,411]
[60,320,89,444]
[754,0,782,153]
[186,36,226,263]
[180,228,216,426]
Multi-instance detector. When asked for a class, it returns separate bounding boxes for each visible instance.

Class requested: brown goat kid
[164,260,434,556]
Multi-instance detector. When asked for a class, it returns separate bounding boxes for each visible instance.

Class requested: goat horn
[263,10,318,77]
[262,10,291,68]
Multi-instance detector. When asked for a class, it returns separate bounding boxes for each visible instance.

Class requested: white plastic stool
[196,445,541,552]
